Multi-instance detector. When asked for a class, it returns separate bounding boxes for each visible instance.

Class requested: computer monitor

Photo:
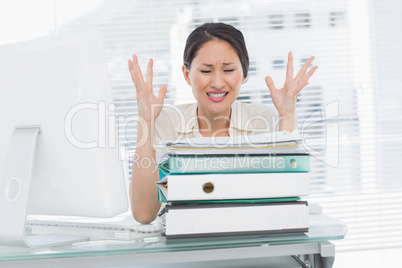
[0,32,129,248]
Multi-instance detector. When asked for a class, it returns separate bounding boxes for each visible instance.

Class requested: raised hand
[265,52,317,119]
[128,54,167,123]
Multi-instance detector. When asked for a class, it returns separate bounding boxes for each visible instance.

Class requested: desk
[0,214,347,268]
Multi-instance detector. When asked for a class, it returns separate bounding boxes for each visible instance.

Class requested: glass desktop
[0,214,347,264]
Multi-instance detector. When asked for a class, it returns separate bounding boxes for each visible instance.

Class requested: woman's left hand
[265,51,318,119]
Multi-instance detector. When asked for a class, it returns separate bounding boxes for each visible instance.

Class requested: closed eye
[200,70,211,73]
[224,69,235,72]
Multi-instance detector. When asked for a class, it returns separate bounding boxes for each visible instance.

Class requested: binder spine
[162,154,310,175]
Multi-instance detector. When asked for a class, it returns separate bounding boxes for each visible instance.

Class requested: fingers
[265,76,277,92]
[294,81,309,95]
[294,64,317,94]
[286,51,293,80]
[132,54,144,80]
[128,59,134,79]
[158,85,167,103]
[128,59,140,89]
[129,54,157,97]
[304,65,318,82]
[294,64,318,94]
[128,54,145,87]
[293,55,318,94]
[295,56,315,82]
[145,58,153,87]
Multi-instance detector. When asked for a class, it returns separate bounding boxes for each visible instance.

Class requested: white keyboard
[26,218,162,241]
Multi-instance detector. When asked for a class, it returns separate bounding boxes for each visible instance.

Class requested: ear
[182,65,191,86]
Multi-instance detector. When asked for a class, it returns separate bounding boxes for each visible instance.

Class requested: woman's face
[183,39,245,118]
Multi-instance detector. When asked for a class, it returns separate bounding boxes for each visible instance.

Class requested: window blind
[1,0,402,254]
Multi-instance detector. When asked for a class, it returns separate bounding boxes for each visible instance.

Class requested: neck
[197,107,231,137]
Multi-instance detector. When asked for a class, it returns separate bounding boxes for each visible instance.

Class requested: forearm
[130,121,160,224]
[278,112,295,132]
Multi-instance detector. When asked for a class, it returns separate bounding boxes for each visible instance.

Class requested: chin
[206,101,233,116]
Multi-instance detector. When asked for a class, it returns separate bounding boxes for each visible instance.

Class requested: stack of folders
[156,131,310,239]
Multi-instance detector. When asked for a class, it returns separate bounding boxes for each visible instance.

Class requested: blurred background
[1,0,401,266]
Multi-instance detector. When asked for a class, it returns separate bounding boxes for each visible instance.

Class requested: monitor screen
[0,32,129,247]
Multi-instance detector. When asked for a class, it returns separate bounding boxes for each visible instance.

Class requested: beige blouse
[153,102,282,148]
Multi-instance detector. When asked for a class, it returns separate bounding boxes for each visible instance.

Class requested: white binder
[156,172,309,201]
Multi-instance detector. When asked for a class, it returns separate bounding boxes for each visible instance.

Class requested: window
[248,59,257,75]
[220,17,239,27]
[295,12,311,29]
[268,14,284,30]
[272,58,285,69]
[1,0,401,257]
[329,11,345,28]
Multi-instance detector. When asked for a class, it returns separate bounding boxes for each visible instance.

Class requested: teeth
[207,92,227,98]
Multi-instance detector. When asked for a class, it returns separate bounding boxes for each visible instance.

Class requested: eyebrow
[201,62,235,67]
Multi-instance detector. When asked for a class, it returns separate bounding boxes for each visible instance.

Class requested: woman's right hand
[128,54,167,123]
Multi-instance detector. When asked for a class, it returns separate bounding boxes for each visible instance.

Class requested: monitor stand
[0,126,88,248]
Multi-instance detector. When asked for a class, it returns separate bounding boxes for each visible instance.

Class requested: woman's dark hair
[183,22,249,79]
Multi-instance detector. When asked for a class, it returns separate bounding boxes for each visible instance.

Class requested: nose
[210,71,225,90]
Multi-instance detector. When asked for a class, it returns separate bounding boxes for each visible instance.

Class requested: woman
[128,22,317,224]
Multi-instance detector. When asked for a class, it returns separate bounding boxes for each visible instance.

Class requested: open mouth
[206,92,229,98]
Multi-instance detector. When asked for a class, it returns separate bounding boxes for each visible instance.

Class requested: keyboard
[26,217,162,241]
